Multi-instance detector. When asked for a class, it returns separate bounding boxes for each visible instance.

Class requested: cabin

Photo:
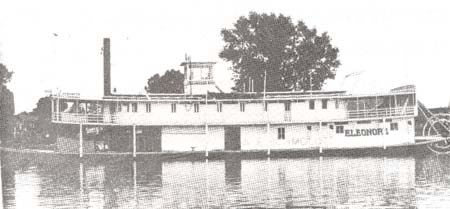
[49,38,417,155]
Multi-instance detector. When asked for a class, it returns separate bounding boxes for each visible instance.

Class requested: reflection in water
[3,151,450,208]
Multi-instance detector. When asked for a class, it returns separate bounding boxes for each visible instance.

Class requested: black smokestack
[103,38,111,96]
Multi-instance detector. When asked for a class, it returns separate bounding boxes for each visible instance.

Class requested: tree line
[0,63,15,144]
[146,12,340,93]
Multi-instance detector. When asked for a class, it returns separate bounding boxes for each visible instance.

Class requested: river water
[1,151,450,208]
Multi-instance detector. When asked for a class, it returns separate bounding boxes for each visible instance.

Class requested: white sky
[1,0,450,113]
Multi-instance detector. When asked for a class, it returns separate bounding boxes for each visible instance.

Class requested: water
[1,152,450,209]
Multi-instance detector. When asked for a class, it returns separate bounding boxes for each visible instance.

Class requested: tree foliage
[0,63,13,87]
[0,63,14,143]
[145,69,184,93]
[219,12,340,92]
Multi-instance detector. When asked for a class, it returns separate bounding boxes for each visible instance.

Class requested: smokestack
[103,38,111,96]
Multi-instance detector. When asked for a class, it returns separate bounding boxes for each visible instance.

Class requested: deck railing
[52,106,415,125]
[347,106,415,119]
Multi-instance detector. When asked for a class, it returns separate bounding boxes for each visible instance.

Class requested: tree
[219,12,340,92]
[0,63,14,144]
[145,69,184,93]
[0,63,13,87]
[30,97,55,143]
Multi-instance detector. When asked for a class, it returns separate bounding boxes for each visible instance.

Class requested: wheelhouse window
[335,100,339,109]
[131,103,137,112]
[322,100,328,109]
[240,102,245,112]
[277,127,285,140]
[336,126,344,134]
[309,100,315,110]
[307,125,312,131]
[217,102,222,112]
[390,122,398,131]
[171,103,177,113]
[194,103,200,113]
[146,103,151,113]
[284,101,291,111]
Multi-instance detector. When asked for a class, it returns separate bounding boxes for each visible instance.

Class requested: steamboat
[45,38,444,159]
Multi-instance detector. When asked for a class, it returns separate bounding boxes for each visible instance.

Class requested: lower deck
[55,117,416,153]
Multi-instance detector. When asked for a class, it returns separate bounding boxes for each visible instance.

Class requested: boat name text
[345,128,389,137]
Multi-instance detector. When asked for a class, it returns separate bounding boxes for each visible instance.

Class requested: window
[307,125,312,131]
[277,128,285,140]
[336,126,344,134]
[335,100,339,109]
[390,122,398,131]
[132,103,137,112]
[284,101,291,111]
[335,122,349,125]
[385,119,392,122]
[126,103,130,112]
[357,120,371,124]
[194,103,200,113]
[322,100,328,109]
[309,100,315,110]
[408,120,412,125]
[240,102,245,112]
[217,102,222,112]
[146,103,151,113]
[264,102,268,112]
[171,103,177,113]
[329,125,334,129]
[117,102,122,112]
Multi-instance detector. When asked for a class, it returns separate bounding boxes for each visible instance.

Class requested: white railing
[53,90,415,103]
[347,106,415,119]
[53,113,109,124]
[52,106,415,125]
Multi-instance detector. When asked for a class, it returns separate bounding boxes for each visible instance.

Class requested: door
[224,126,241,151]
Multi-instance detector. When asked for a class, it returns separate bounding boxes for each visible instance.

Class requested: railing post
[133,124,136,158]
[266,123,271,156]
[205,124,209,158]
[319,122,323,154]
[79,123,83,158]
[51,98,54,120]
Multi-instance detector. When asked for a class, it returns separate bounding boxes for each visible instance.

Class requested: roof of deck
[51,87,415,103]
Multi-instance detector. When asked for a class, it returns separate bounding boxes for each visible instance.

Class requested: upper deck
[50,86,417,126]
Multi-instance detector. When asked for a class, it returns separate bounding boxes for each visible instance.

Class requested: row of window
[117,99,337,113]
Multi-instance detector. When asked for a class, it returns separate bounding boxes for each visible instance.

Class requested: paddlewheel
[419,102,450,154]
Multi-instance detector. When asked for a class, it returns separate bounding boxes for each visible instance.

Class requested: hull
[0,139,439,162]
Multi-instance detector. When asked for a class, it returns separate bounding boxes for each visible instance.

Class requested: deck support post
[319,122,323,154]
[266,123,271,156]
[133,125,137,158]
[133,160,138,208]
[51,99,54,120]
[205,124,209,158]
[79,123,83,158]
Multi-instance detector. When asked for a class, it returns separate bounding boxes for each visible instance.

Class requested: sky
[0,0,450,113]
